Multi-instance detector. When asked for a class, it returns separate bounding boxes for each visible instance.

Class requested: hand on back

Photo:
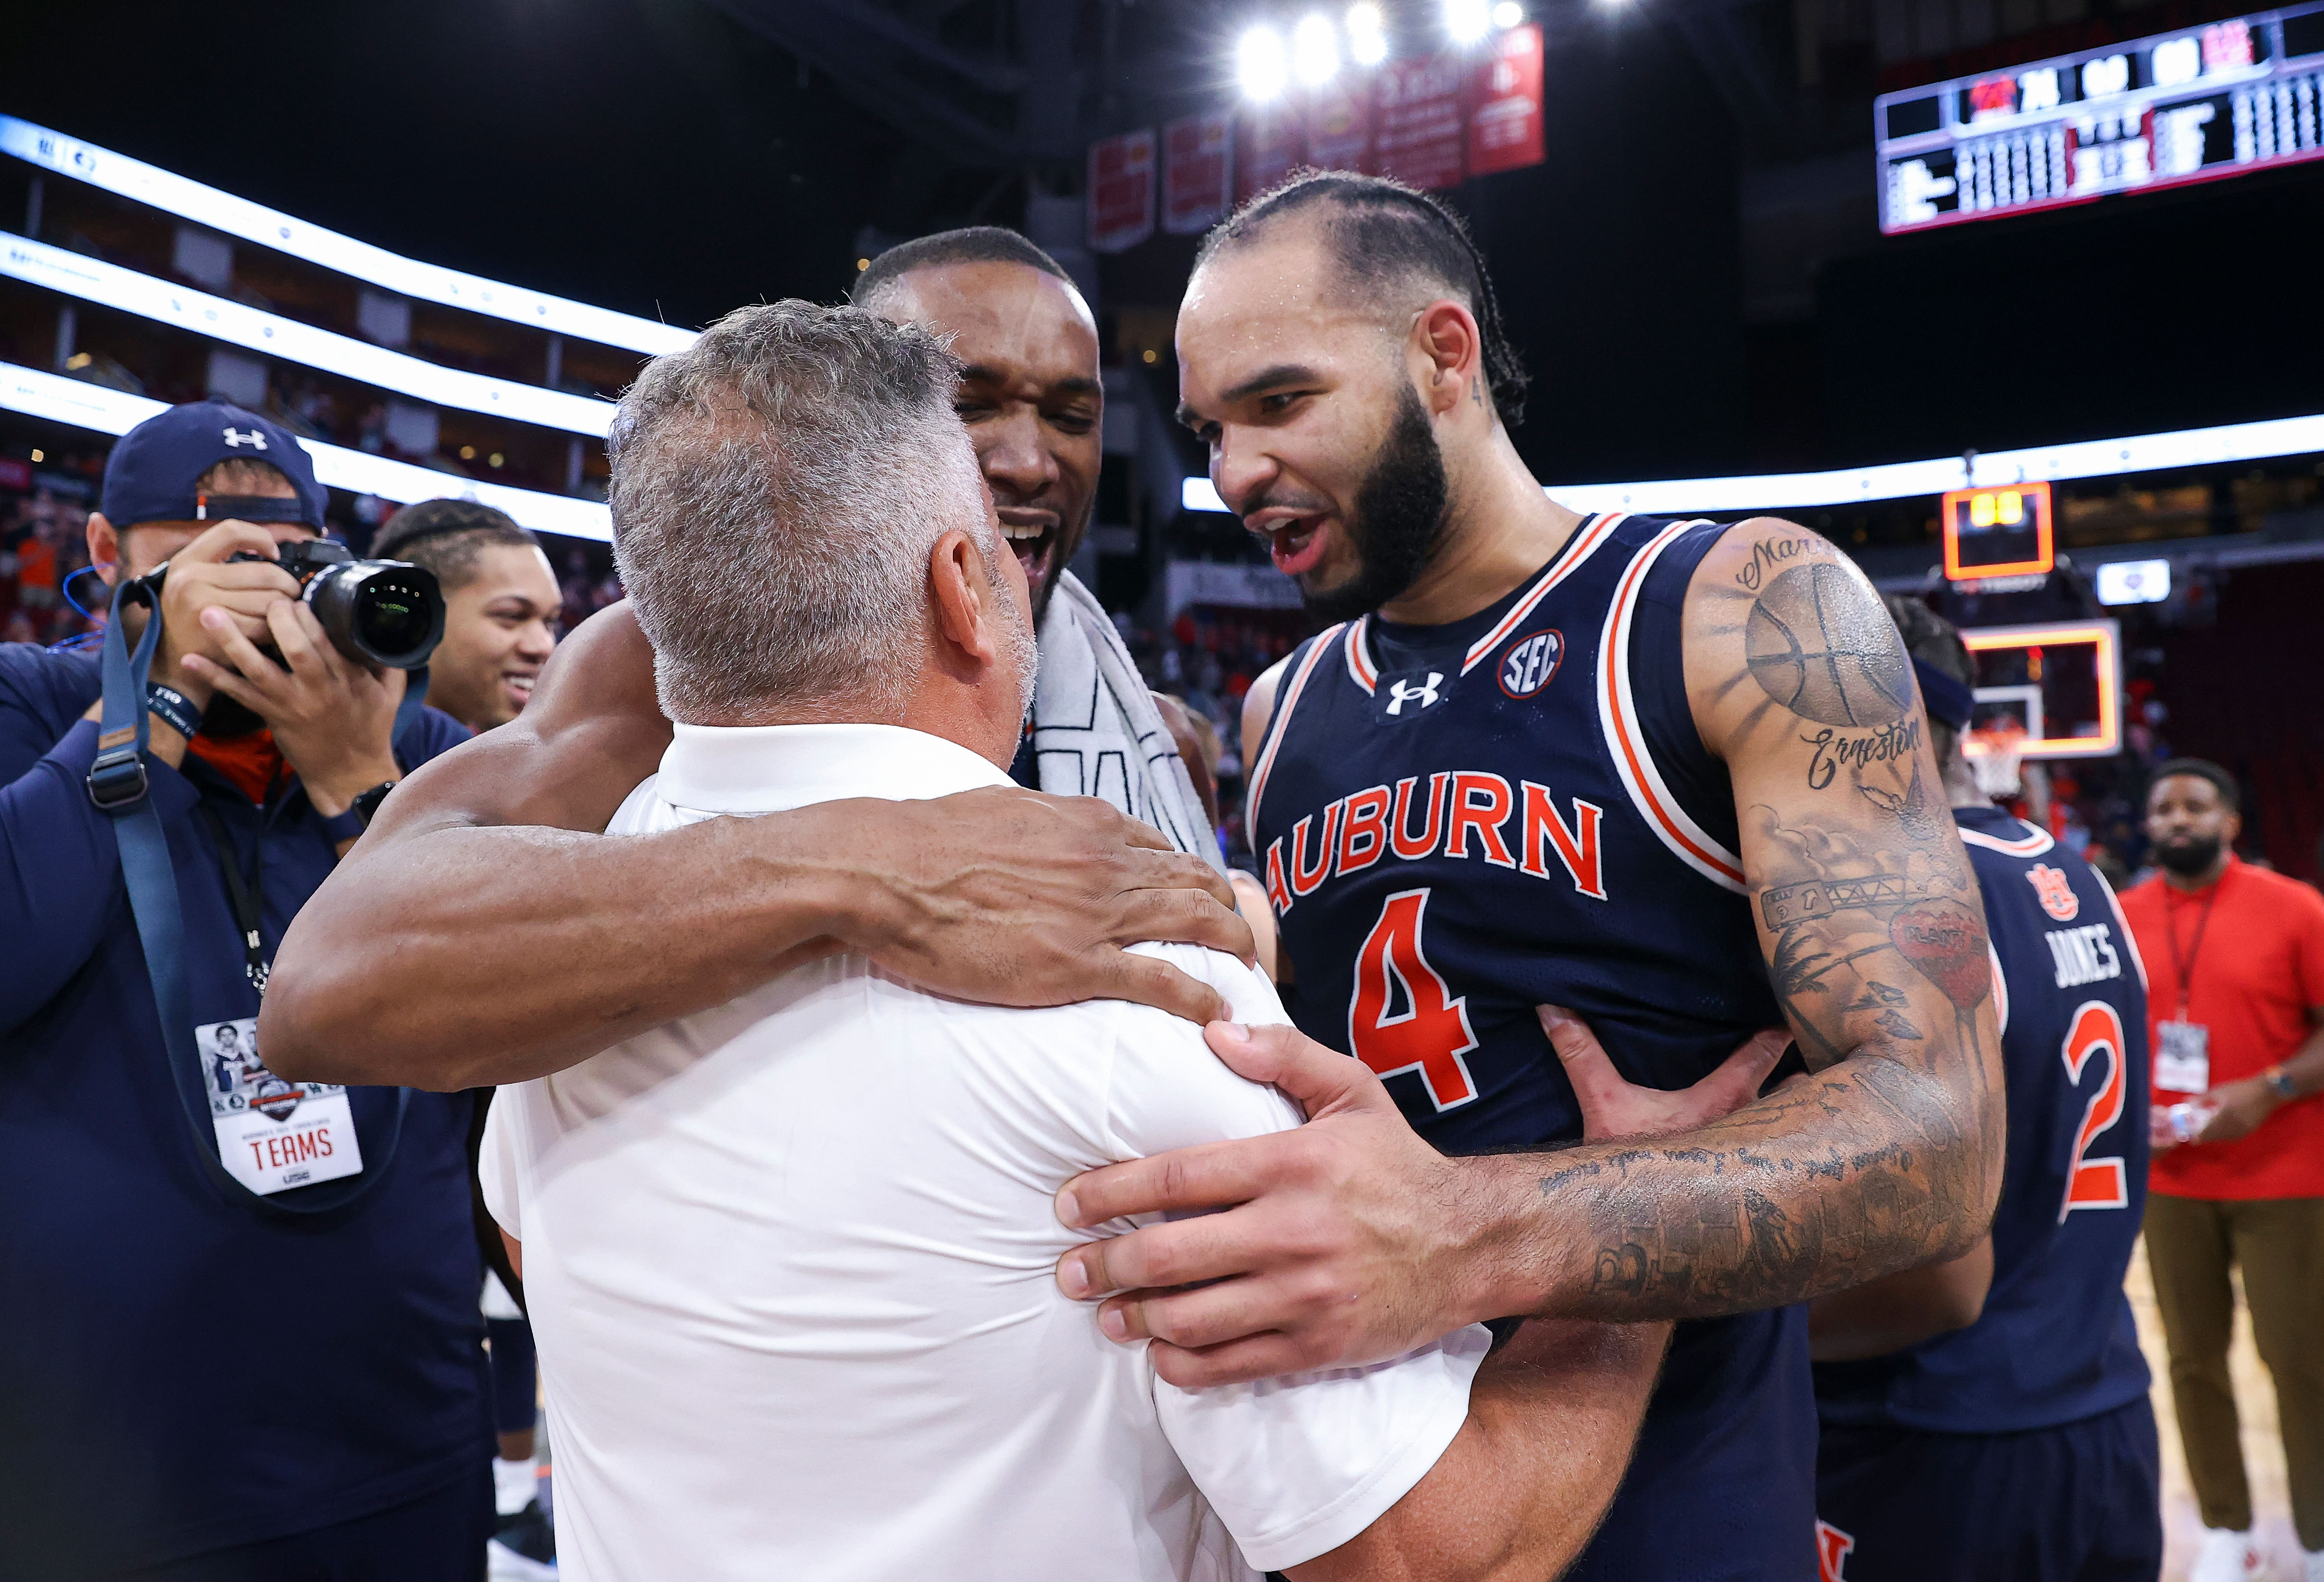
[849,786,1253,1025]
[1539,1006,1791,1141]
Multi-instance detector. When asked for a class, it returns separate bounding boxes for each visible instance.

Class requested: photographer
[0,403,491,1581]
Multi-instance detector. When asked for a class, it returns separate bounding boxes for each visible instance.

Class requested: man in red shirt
[2120,758,2324,1582]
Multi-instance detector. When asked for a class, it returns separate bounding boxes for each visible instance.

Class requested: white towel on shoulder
[1031,570,1223,872]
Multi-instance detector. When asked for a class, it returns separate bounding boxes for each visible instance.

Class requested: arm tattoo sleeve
[1515,532,2003,1322]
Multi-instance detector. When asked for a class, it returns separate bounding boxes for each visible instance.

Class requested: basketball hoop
[1964,721,2025,799]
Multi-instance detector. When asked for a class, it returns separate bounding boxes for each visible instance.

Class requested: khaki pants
[2144,1192,2324,1549]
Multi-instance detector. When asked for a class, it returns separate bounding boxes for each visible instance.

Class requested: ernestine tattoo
[1801,717,1921,791]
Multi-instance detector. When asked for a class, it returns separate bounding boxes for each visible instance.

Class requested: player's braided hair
[374,498,538,592]
[1195,170,1531,428]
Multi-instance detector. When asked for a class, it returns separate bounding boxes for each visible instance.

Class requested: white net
[1964,722,2026,799]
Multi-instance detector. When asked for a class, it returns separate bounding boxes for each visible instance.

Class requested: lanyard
[2163,884,2220,1019]
[89,575,405,1217]
[196,803,269,998]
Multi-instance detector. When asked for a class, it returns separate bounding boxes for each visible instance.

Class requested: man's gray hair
[608,300,991,721]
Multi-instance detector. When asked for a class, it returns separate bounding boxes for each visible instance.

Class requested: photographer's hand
[77,520,304,766]
[182,599,404,821]
[149,521,305,711]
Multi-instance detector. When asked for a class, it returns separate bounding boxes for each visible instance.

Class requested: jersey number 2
[1350,889,1479,1111]
[2060,1000,2130,1221]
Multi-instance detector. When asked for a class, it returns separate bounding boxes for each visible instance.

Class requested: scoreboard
[1876,0,2324,232]
[1943,480,2055,580]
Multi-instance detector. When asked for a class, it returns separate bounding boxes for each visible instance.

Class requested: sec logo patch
[1499,629,1564,698]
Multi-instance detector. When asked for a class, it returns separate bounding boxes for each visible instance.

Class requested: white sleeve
[476,1086,522,1242]
[1157,1327,1491,1571]
[1102,944,1487,1571]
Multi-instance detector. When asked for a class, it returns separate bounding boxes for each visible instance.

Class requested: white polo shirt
[479,722,1487,1582]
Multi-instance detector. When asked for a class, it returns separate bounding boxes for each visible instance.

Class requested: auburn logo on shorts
[1815,1519,1855,1582]
[2027,863,2079,921]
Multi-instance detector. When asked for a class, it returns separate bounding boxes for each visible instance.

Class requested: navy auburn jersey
[1814,806,2152,1434]
[1249,512,1815,1580]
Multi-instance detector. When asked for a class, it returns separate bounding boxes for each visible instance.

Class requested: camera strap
[91,576,407,1218]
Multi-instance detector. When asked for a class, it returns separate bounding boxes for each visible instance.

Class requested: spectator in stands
[15,504,59,617]
[0,401,489,1581]
[373,500,562,734]
[2121,759,2324,1582]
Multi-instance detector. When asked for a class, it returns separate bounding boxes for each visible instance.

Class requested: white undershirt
[479,722,1485,1582]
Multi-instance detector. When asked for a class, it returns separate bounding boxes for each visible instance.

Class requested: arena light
[1347,2,1390,64]
[1,231,616,438]
[1293,13,1342,86]
[0,116,695,358]
[0,361,613,542]
[1492,1,1526,25]
[1238,26,1292,101]
[1181,409,2324,515]
[4,232,614,437]
[1446,0,1495,43]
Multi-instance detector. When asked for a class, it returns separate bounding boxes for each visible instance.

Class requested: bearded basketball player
[1046,172,2007,1579]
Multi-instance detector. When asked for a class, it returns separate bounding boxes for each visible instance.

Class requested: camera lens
[303,560,445,669]
[352,570,437,664]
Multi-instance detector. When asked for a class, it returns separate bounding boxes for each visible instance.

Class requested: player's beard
[1299,382,1450,625]
[2154,831,2223,877]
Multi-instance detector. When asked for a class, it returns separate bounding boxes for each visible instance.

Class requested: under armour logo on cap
[1386,672,1444,716]
[101,402,323,533]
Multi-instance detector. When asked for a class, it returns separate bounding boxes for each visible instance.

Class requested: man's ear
[86,512,124,587]
[928,529,1002,670]
[1412,299,1485,418]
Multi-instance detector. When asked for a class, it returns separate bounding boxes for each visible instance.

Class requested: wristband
[145,682,204,742]
[2265,1064,2297,1100]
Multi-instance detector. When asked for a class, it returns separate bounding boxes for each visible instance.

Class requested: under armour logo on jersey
[221,426,268,450]
[1386,672,1444,715]
[2027,863,2079,920]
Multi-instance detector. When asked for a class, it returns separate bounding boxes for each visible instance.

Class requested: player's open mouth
[999,508,1057,590]
[1266,515,1333,578]
[503,671,538,709]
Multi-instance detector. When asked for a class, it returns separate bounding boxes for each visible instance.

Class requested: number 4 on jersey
[1349,888,1479,1111]
[2060,1000,2130,1221]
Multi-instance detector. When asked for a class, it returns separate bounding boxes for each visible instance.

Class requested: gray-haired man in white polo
[479,301,1668,1582]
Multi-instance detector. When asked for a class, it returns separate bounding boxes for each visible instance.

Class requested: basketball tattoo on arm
[1522,524,2004,1320]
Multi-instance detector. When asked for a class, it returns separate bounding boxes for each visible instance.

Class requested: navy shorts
[115,1468,492,1582]
[1815,1398,2162,1582]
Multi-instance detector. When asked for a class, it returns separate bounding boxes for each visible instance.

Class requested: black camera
[220,541,445,670]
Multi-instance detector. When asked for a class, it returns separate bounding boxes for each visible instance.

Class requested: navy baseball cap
[100,401,327,531]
